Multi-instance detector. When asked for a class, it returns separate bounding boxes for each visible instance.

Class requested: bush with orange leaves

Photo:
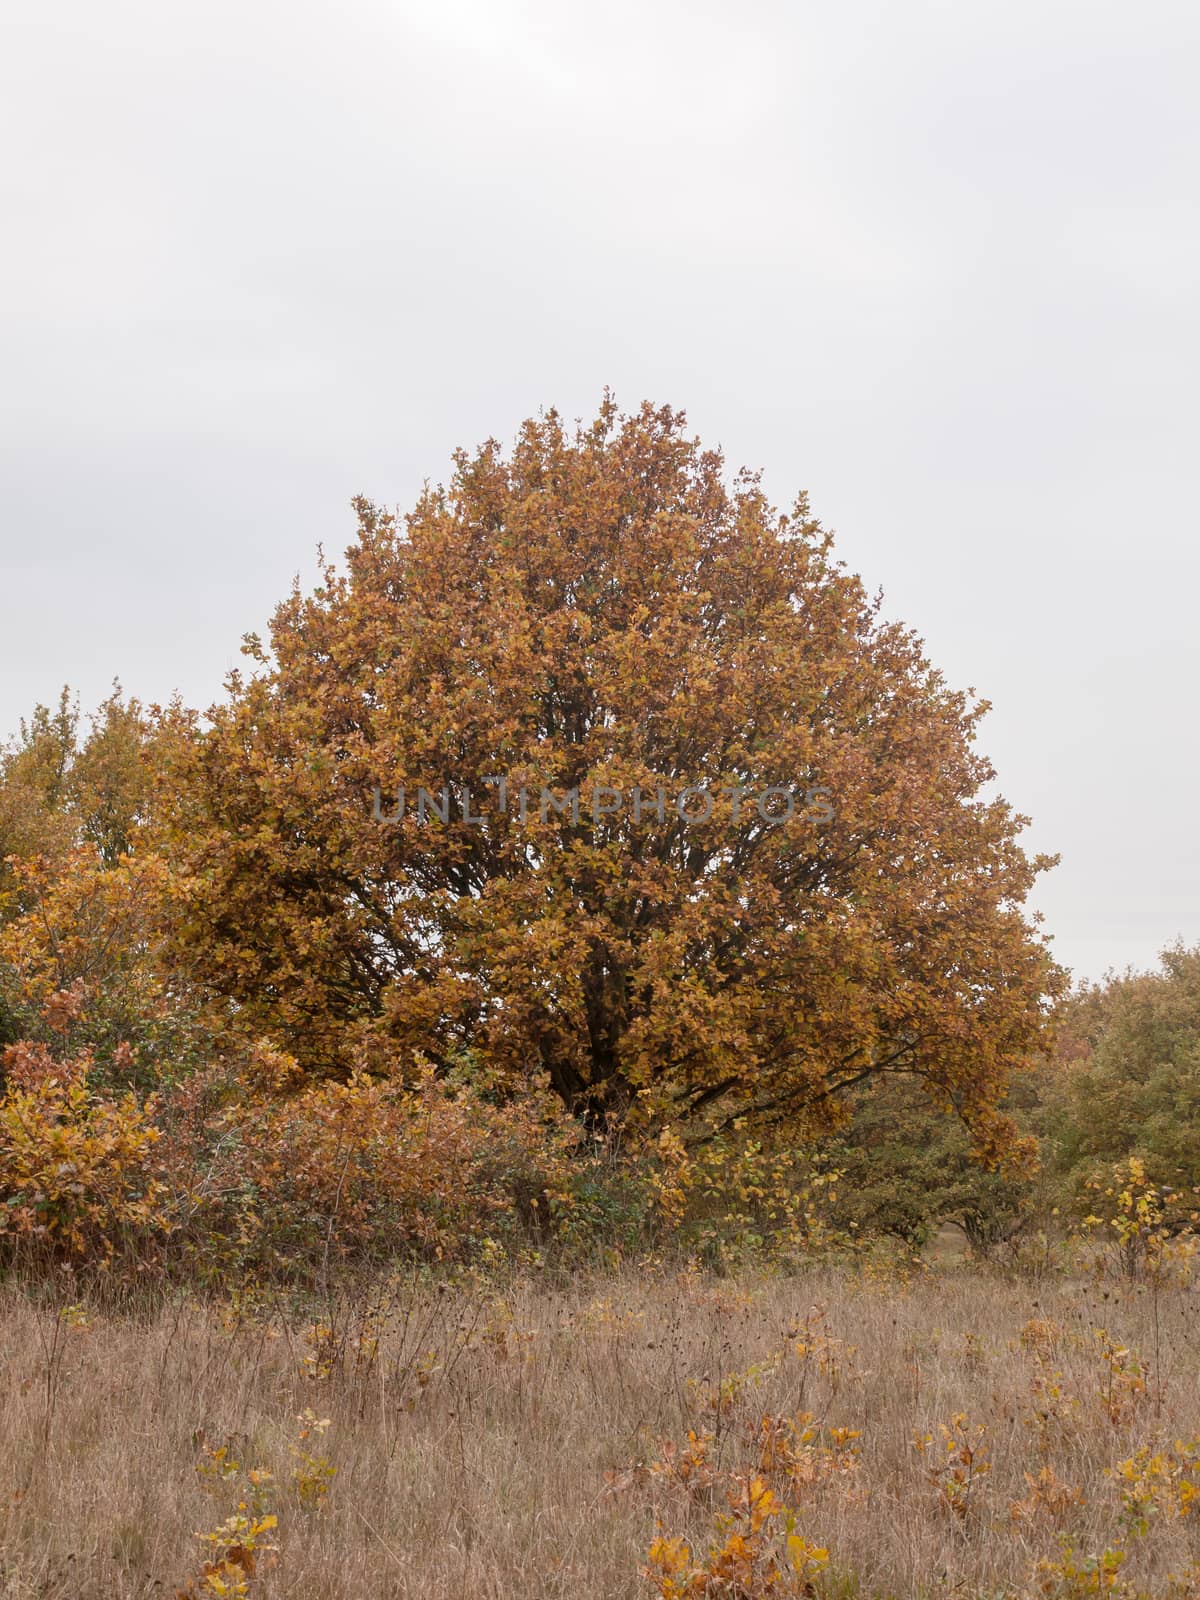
[209,1058,573,1274]
[0,1040,167,1264]
[0,1031,582,1279]
[150,1051,584,1280]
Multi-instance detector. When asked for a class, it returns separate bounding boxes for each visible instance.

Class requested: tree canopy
[165,398,1062,1148]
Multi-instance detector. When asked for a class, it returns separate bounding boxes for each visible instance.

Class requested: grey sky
[2,0,1197,985]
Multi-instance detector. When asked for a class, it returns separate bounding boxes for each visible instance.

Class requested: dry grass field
[2,1263,1199,1599]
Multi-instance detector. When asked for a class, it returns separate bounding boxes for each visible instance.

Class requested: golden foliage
[0,1040,166,1260]
[161,399,1062,1155]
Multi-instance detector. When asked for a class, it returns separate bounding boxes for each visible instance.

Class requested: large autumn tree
[165,399,1062,1148]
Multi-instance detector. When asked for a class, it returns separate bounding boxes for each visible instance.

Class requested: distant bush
[1043,944,1200,1218]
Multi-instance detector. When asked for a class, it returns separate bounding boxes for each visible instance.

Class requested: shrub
[0,1040,167,1264]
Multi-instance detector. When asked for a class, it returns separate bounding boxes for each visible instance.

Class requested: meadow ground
[2,1261,1199,1599]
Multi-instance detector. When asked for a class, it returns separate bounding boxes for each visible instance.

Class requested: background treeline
[1,686,1195,1283]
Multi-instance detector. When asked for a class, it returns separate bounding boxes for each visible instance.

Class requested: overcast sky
[2,0,1197,985]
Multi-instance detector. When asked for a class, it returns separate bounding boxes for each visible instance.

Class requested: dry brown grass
[2,1262,1200,1598]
